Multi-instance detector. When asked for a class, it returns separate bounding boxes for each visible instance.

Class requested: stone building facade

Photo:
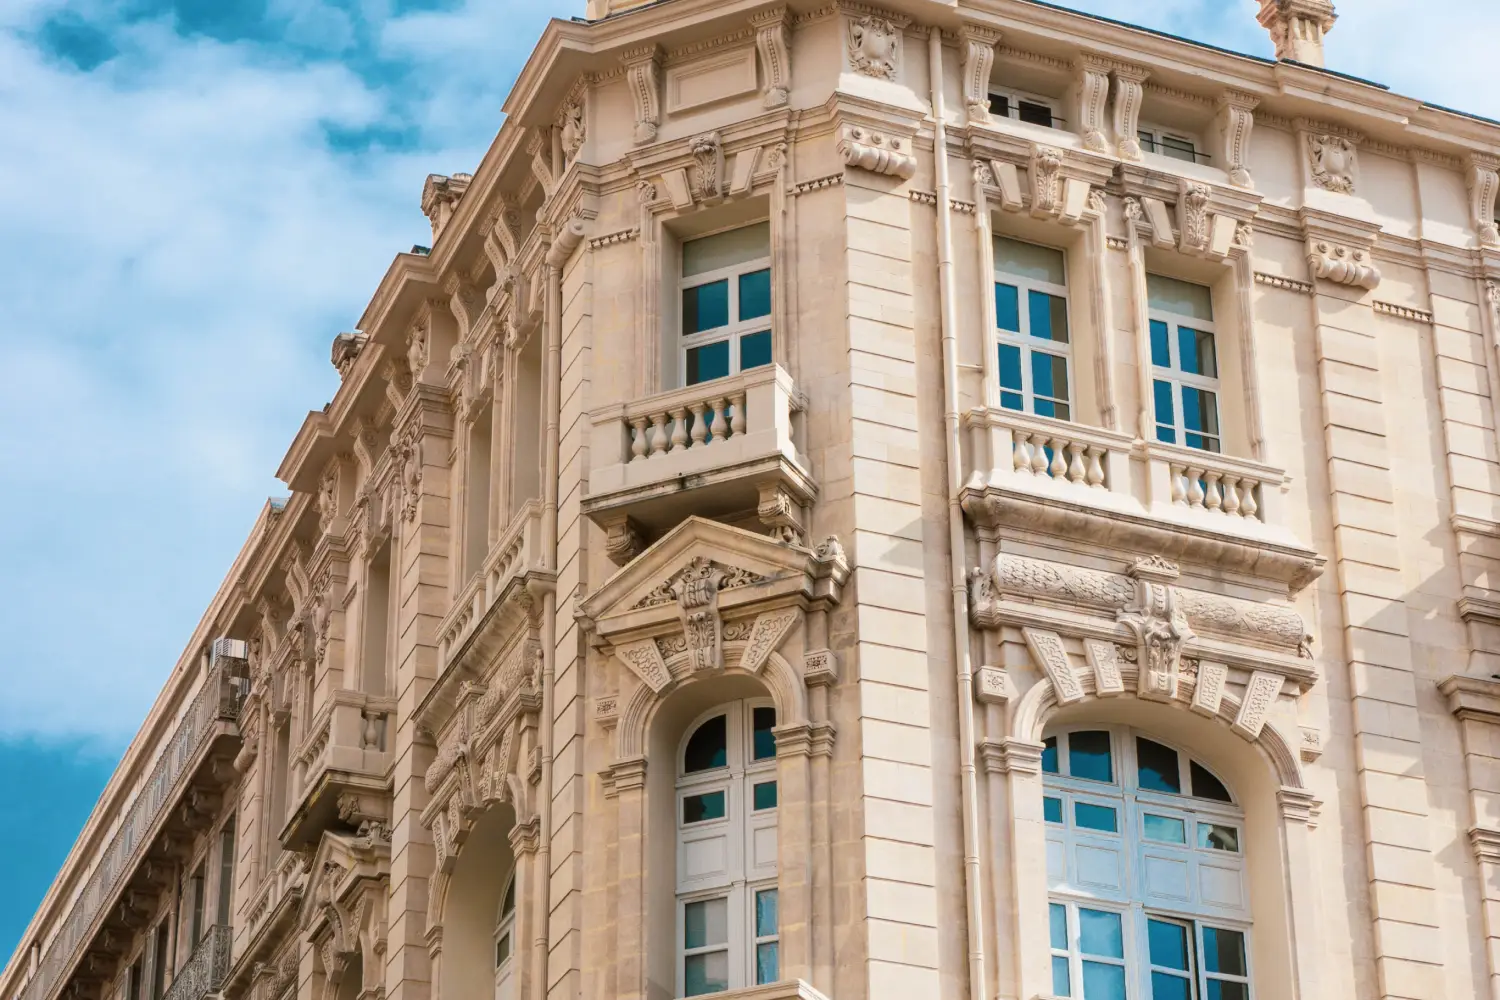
[6,1,1500,999]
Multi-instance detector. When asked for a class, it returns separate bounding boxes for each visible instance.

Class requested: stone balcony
[435,499,547,671]
[960,407,1323,593]
[162,925,231,1000]
[582,364,816,562]
[280,690,394,849]
[18,647,246,1000]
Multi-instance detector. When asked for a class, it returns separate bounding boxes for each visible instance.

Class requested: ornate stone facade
[7,4,1500,1000]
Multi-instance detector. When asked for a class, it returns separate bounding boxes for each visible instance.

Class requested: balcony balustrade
[436,499,546,670]
[583,365,816,554]
[18,651,245,1000]
[961,407,1321,589]
[162,926,231,1000]
[281,690,394,849]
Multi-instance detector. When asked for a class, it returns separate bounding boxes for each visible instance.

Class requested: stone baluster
[1086,447,1106,488]
[1048,439,1068,479]
[1031,437,1049,475]
[689,402,708,447]
[709,397,729,441]
[1204,471,1223,511]
[669,407,689,452]
[1066,442,1086,484]
[729,391,747,436]
[630,416,648,462]
[1222,476,1241,516]
[649,413,669,457]
[1014,434,1032,473]
[1240,481,1259,520]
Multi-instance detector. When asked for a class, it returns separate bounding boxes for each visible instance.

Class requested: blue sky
[1,0,1495,968]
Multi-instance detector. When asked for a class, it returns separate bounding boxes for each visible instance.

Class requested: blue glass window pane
[1029,290,1070,343]
[1143,814,1186,844]
[753,706,777,759]
[1078,909,1123,958]
[686,341,730,386]
[1031,353,1070,419]
[684,280,729,334]
[1041,737,1059,774]
[739,330,772,371]
[1081,961,1126,1000]
[1001,392,1024,411]
[1153,380,1176,443]
[1207,982,1249,1000]
[1150,320,1172,368]
[1137,738,1182,794]
[1199,824,1240,852]
[753,781,778,811]
[1202,928,1247,976]
[1049,903,1069,950]
[1182,388,1220,451]
[1178,326,1218,377]
[995,283,1021,332]
[684,953,728,996]
[999,343,1023,393]
[739,269,771,321]
[1044,796,1064,824]
[682,791,726,824]
[1151,973,1192,1000]
[685,715,728,772]
[756,943,779,986]
[1074,802,1118,833]
[756,890,778,937]
[1067,731,1113,783]
[1148,920,1190,970]
[1052,956,1072,997]
[685,898,727,949]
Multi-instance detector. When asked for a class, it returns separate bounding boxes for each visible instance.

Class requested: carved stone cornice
[1440,673,1500,724]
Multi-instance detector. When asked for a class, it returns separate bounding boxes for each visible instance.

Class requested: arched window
[675,700,779,996]
[1041,726,1250,1000]
[493,872,517,1000]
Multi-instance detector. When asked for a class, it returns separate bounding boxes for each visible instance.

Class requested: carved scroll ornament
[1306,239,1381,290]
[848,14,900,80]
[838,125,916,179]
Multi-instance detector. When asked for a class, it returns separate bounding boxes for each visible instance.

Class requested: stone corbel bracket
[970,131,1113,225]
[752,8,792,109]
[1301,207,1382,291]
[958,23,1003,124]
[1467,153,1500,248]
[1118,163,1263,261]
[622,46,662,146]
[632,124,787,212]
[838,124,917,179]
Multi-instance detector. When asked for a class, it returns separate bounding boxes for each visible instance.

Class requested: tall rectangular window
[994,236,1072,419]
[149,923,169,1000]
[1148,274,1221,452]
[189,864,206,946]
[680,222,772,386]
[463,409,493,581]
[127,959,142,1000]
[361,542,391,696]
[216,822,236,926]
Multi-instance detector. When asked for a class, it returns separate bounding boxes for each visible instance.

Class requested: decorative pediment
[300,829,390,962]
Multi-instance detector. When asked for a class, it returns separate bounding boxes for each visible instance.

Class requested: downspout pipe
[533,216,585,1000]
[930,27,990,1000]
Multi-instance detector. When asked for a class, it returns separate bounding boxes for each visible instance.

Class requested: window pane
[1029,290,1070,343]
[1067,731,1114,783]
[1019,101,1055,128]
[683,222,770,277]
[1137,738,1182,794]
[1143,814,1186,844]
[752,706,777,760]
[1049,903,1069,950]
[1199,823,1240,853]
[739,268,771,321]
[994,237,1066,285]
[1138,130,1156,153]
[1042,736,1060,774]
[753,780,778,811]
[756,943,779,985]
[1031,351,1069,404]
[989,94,1011,118]
[1202,927,1247,976]
[684,951,729,997]
[683,791,726,825]
[1207,982,1249,1000]
[684,898,729,949]
[1052,956,1072,997]
[1181,387,1221,452]
[1191,762,1233,803]
[995,282,1021,332]
[684,715,728,772]
[1147,274,1214,321]
[1044,796,1064,825]
[1148,919,1191,970]
[1162,135,1197,162]
[1074,802,1118,833]
[998,343,1024,391]
[1078,909,1123,958]
[739,330,772,372]
[684,281,730,334]
[686,341,730,386]
[1153,380,1176,443]
[1150,320,1172,368]
[1178,326,1218,377]
[501,877,515,917]
[1081,961,1126,1000]
[1151,972,1192,1000]
[495,931,510,967]
[756,889,779,937]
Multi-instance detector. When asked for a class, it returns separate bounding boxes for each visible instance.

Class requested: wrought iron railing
[17,657,245,1000]
[162,925,231,1000]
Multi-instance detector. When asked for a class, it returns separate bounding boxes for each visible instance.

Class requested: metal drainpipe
[534,217,584,1000]
[929,26,990,1000]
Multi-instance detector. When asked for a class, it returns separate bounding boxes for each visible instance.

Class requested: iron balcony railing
[18,656,245,1000]
[162,925,232,1000]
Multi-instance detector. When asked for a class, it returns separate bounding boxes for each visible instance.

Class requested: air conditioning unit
[210,637,249,663]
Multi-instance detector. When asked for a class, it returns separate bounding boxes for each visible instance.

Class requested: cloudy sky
[1,0,1495,964]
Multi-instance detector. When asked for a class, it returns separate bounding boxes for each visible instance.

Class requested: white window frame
[1137,122,1207,165]
[493,870,517,1000]
[678,230,773,388]
[1148,285,1222,453]
[675,701,780,997]
[1042,726,1253,1000]
[987,88,1062,129]
[992,238,1074,420]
